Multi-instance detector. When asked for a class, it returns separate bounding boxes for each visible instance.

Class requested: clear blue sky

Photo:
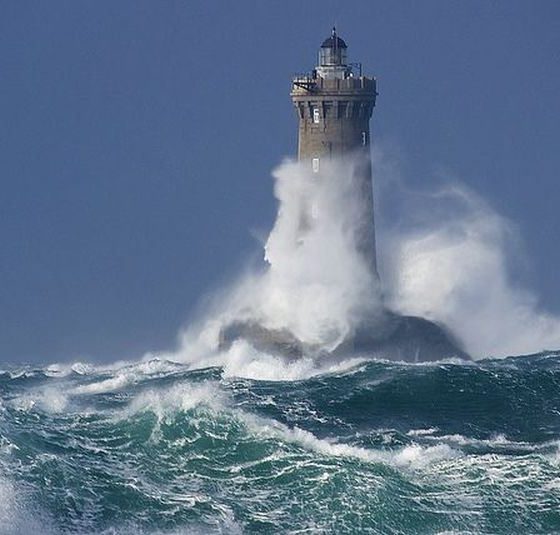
[1,1,559,363]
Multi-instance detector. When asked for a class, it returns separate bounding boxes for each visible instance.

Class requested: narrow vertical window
[311,201,319,220]
[313,108,320,124]
[362,131,368,146]
[312,158,320,173]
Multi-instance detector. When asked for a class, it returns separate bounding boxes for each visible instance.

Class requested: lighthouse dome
[320,35,347,49]
[318,28,348,68]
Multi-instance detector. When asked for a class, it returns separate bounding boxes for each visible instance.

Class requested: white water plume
[377,159,560,358]
[164,151,560,372]
[261,157,381,346]
[170,157,383,372]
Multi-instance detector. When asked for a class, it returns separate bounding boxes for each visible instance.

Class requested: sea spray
[170,157,384,374]
[163,151,560,374]
[376,170,560,357]
[262,157,381,346]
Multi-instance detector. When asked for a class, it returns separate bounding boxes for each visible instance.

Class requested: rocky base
[219,311,470,363]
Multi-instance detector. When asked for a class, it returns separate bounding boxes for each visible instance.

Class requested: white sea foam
[392,443,461,468]
[44,361,96,377]
[240,411,460,470]
[39,387,68,413]
[123,382,224,422]
[406,431,560,460]
[407,427,439,437]
[11,387,69,414]
[72,373,134,395]
[221,340,318,381]
[218,339,367,381]
[545,441,560,466]
[69,358,184,395]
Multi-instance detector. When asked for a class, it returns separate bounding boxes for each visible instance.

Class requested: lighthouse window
[313,108,320,124]
[362,132,368,146]
[312,158,320,173]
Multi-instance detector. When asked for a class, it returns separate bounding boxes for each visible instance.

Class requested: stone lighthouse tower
[291,28,378,272]
[219,29,469,363]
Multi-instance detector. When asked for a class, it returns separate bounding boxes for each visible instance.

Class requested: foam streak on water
[1,353,559,534]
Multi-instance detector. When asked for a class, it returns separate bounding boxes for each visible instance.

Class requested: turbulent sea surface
[1,352,559,534]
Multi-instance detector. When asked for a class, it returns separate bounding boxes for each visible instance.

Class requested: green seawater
[0,353,559,534]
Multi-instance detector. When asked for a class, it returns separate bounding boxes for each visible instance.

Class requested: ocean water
[0,352,559,534]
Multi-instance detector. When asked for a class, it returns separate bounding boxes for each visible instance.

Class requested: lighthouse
[291,28,378,272]
[219,29,469,363]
